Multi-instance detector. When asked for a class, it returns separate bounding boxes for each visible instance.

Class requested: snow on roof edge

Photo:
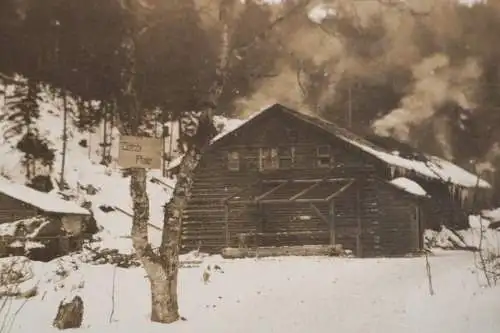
[0,177,90,216]
[389,177,428,197]
[342,136,491,189]
[210,103,275,144]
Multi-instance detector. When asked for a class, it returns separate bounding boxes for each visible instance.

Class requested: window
[227,151,240,171]
[278,146,294,169]
[245,154,259,171]
[316,145,332,168]
[260,147,296,170]
[259,148,279,170]
[286,129,299,143]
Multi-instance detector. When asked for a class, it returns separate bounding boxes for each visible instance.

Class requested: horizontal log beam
[262,178,352,184]
[221,244,344,259]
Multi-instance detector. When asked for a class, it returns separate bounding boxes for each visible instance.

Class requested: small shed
[0,177,90,238]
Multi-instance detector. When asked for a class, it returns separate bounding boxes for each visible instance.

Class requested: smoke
[234,0,419,114]
[233,0,483,164]
[234,63,308,116]
[234,0,345,114]
[372,53,482,142]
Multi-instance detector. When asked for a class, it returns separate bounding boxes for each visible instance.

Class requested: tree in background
[0,79,55,181]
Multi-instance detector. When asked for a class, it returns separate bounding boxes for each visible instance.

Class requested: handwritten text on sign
[118,136,162,169]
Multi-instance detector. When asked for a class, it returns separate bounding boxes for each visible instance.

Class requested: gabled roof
[0,177,90,215]
[169,103,491,189]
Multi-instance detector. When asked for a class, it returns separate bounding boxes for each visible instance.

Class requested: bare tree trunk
[129,167,178,322]
[116,1,182,324]
[60,90,68,187]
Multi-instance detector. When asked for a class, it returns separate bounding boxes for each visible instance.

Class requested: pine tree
[1,79,55,181]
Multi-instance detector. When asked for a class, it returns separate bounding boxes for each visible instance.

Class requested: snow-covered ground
[0,84,244,254]
[0,249,499,333]
[0,84,500,333]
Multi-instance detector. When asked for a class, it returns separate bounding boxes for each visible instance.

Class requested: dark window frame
[259,147,279,171]
[278,146,295,169]
[316,145,332,168]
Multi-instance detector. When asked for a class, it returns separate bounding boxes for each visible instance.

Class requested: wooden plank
[255,181,289,201]
[262,178,351,184]
[224,203,230,247]
[356,182,363,257]
[324,180,356,202]
[329,200,336,245]
[288,181,324,200]
[223,180,261,203]
[237,231,329,237]
[309,203,328,225]
[221,244,344,259]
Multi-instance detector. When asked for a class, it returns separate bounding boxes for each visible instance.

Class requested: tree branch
[232,0,313,58]
[376,0,434,16]
[0,72,27,86]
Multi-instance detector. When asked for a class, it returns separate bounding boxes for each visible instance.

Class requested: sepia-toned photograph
[0,0,499,332]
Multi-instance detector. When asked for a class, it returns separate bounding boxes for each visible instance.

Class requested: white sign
[118,135,162,169]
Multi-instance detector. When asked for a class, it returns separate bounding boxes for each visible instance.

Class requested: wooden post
[356,182,363,257]
[416,204,423,251]
[347,84,352,128]
[257,203,264,247]
[328,201,336,245]
[224,203,230,247]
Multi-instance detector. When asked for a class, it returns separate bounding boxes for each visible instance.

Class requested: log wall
[0,193,39,224]
[182,110,424,257]
[372,180,423,256]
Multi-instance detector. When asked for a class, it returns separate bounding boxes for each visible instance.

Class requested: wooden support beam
[294,198,327,203]
[254,181,289,202]
[224,203,230,247]
[223,180,261,204]
[324,180,356,202]
[309,203,328,225]
[329,200,336,245]
[355,182,363,257]
[257,203,265,247]
[262,178,351,184]
[258,198,328,204]
[221,244,344,259]
[289,180,325,201]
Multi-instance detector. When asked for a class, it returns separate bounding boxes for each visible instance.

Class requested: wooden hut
[0,177,91,257]
[178,104,490,257]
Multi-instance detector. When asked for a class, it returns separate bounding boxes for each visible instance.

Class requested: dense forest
[1,0,500,172]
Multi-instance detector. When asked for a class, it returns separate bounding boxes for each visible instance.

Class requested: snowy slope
[0,84,248,254]
[0,84,500,333]
[0,250,499,333]
[0,85,176,253]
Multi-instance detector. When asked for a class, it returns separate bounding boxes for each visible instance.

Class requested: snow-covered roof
[389,177,428,197]
[166,103,491,189]
[343,138,490,189]
[482,207,500,222]
[0,177,90,215]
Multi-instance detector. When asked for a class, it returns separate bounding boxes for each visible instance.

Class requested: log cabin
[176,103,491,257]
[0,176,91,257]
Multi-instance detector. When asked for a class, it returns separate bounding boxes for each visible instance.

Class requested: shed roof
[169,103,491,189]
[0,177,90,216]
